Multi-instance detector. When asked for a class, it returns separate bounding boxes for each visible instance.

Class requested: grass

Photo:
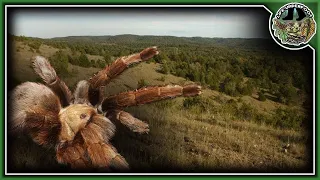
[7,40,312,173]
[113,101,308,172]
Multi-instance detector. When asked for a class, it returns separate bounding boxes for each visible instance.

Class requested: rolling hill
[7,36,312,173]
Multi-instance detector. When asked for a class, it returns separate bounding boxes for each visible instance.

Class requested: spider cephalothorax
[9,47,201,171]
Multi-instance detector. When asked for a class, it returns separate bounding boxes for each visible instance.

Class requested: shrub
[49,51,69,77]
[156,76,166,82]
[258,91,267,101]
[78,53,91,67]
[28,41,41,50]
[237,103,255,121]
[255,114,269,125]
[276,84,299,105]
[223,80,239,96]
[137,79,149,88]
[96,59,106,68]
[183,96,202,108]
[159,62,170,74]
[68,55,80,65]
[272,107,304,129]
[104,53,112,64]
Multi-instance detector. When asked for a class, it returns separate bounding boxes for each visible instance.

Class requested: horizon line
[10,33,270,40]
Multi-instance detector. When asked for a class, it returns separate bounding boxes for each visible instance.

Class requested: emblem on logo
[272,3,316,47]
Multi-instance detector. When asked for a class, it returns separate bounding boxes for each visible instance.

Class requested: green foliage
[137,78,149,88]
[220,75,240,97]
[154,53,169,64]
[158,61,170,74]
[237,103,255,121]
[205,71,220,90]
[224,81,238,96]
[258,91,267,101]
[154,99,175,109]
[156,76,166,82]
[276,84,299,105]
[28,41,42,50]
[78,53,91,67]
[49,50,69,77]
[183,96,203,108]
[96,59,106,68]
[68,54,80,65]
[104,53,112,64]
[237,81,254,96]
[272,108,305,129]
[12,35,30,42]
[90,59,106,68]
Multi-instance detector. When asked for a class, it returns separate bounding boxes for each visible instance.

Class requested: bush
[223,80,239,96]
[255,114,269,125]
[78,53,91,67]
[183,96,216,113]
[237,103,255,121]
[258,91,267,101]
[272,108,304,129]
[104,53,112,64]
[96,59,106,68]
[137,79,149,88]
[49,51,69,77]
[183,96,202,108]
[28,41,41,50]
[276,84,299,105]
[156,76,166,82]
[68,55,80,65]
[159,62,170,74]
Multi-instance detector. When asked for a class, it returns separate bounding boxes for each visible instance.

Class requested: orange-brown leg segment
[88,47,159,106]
[106,110,149,134]
[33,56,73,107]
[100,84,202,110]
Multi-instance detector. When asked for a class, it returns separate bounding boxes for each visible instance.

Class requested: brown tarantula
[9,47,201,171]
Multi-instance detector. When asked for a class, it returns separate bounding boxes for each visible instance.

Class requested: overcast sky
[10,8,268,38]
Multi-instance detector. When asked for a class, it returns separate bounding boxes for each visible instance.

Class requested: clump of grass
[137,78,149,88]
[156,76,166,82]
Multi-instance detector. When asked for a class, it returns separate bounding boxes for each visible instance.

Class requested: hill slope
[8,39,311,173]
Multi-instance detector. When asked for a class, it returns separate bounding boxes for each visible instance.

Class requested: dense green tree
[78,53,90,67]
[49,50,69,76]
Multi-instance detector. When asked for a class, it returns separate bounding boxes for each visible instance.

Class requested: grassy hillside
[8,37,312,173]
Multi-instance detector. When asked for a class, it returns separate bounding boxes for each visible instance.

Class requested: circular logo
[271,3,316,48]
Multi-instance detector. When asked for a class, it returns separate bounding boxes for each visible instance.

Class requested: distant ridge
[47,34,275,50]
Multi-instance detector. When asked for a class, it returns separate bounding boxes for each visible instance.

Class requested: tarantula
[9,47,201,171]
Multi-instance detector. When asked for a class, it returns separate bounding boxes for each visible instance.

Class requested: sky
[10,8,269,39]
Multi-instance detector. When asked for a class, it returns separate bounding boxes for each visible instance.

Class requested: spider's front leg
[32,56,73,106]
[87,47,159,106]
[99,84,201,134]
